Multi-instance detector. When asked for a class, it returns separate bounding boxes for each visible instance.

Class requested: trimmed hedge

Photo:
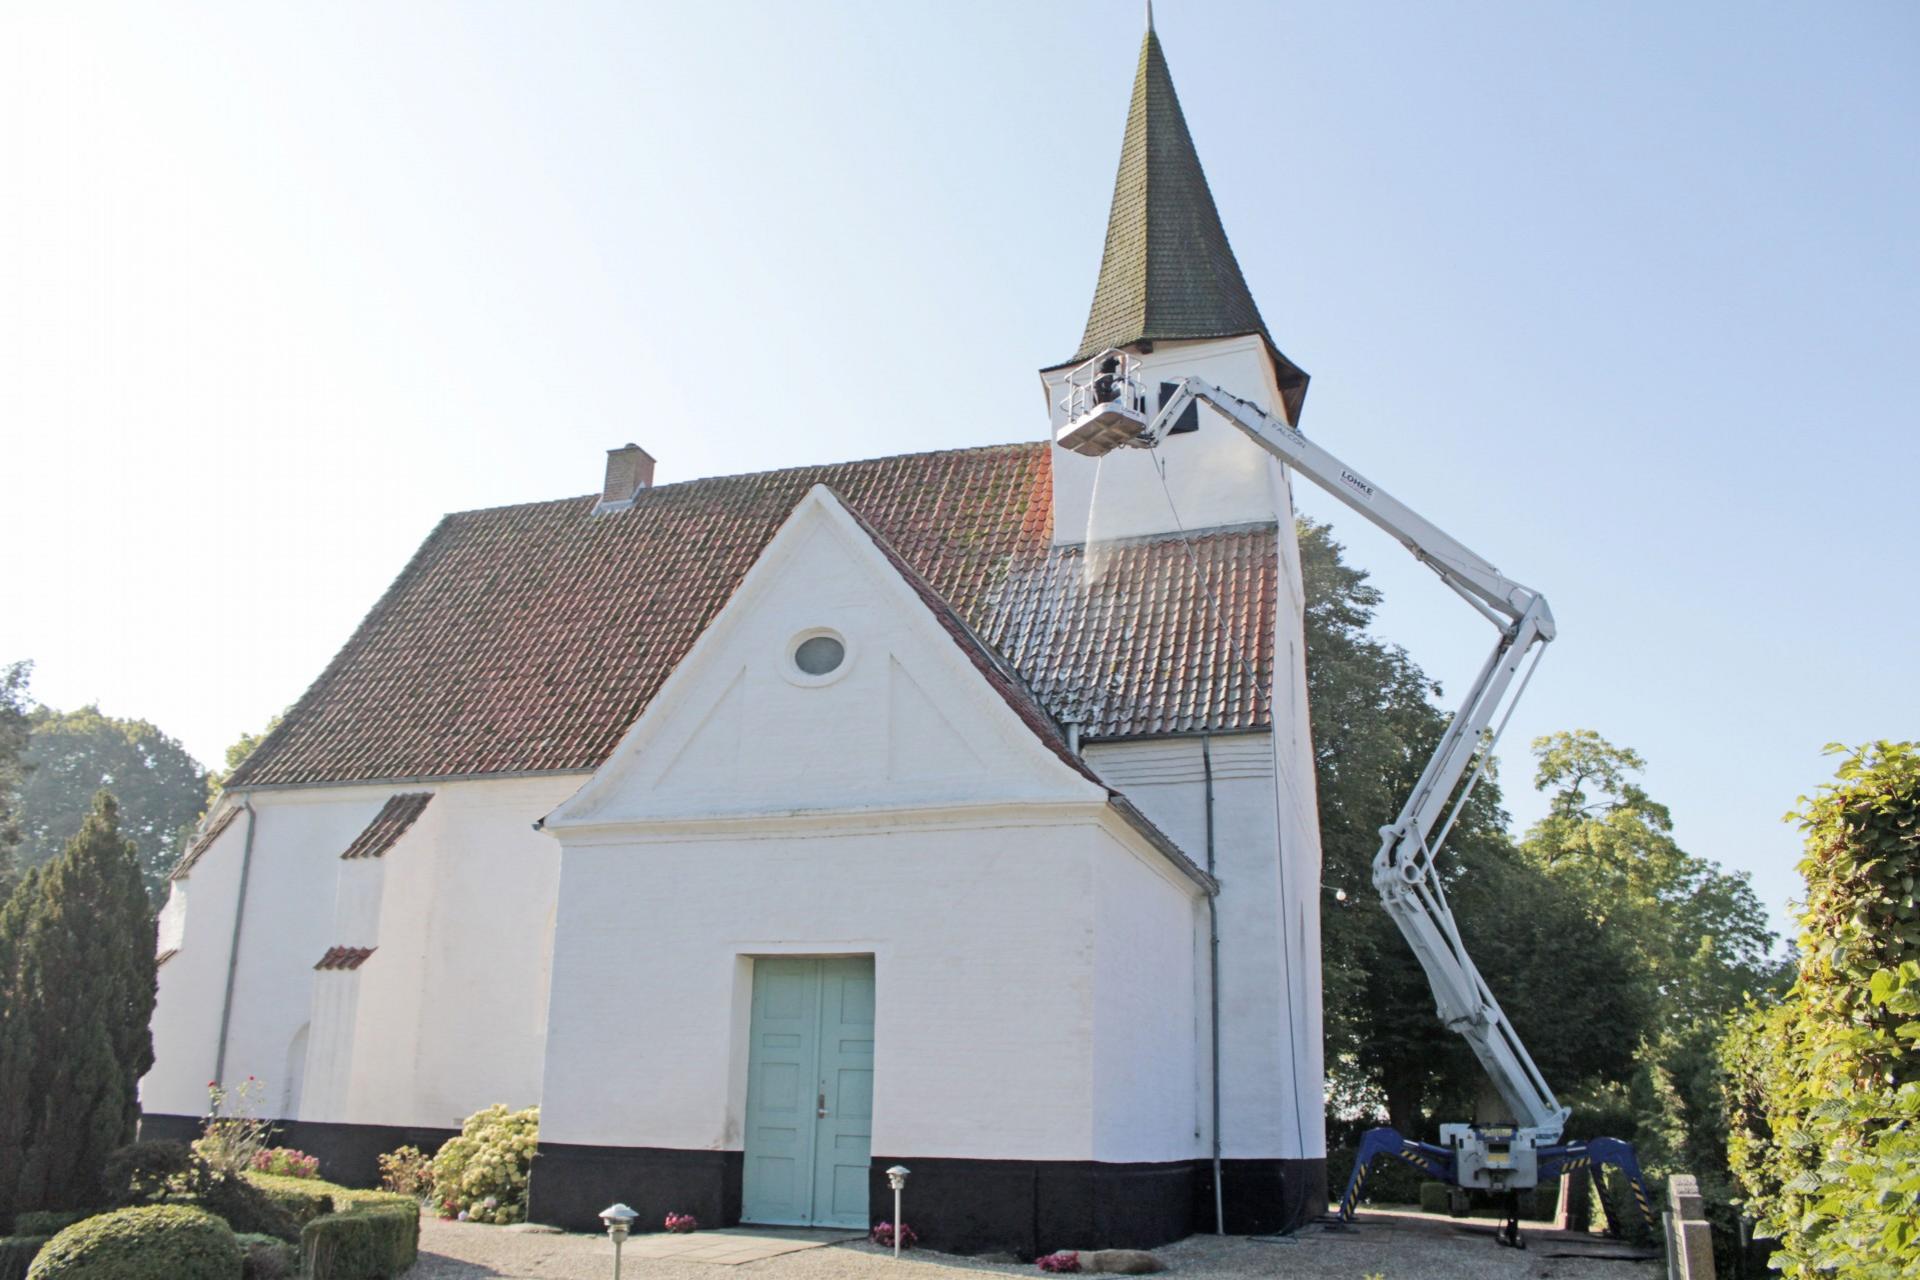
[300,1206,419,1280]
[0,1238,49,1280]
[26,1205,240,1280]
[235,1233,297,1280]
[242,1175,335,1228]
[6,1218,84,1242]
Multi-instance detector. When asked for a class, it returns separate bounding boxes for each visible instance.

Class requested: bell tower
[1042,13,1311,546]
[1045,11,1330,1227]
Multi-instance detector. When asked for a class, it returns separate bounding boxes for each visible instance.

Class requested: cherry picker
[1057,352,1654,1247]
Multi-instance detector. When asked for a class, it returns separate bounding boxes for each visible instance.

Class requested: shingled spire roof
[1067,17,1310,423]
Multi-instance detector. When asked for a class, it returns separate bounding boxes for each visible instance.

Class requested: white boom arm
[1065,369,1568,1140]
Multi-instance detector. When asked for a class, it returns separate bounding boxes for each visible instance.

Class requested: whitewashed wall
[1042,333,1297,547]
[1088,733,1326,1161]
[144,774,575,1130]
[540,815,1201,1161]
[539,485,1209,1164]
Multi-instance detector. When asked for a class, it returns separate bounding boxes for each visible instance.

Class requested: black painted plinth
[1194,1157,1328,1236]
[138,1113,457,1190]
[527,1142,742,1233]
[866,1155,1197,1257]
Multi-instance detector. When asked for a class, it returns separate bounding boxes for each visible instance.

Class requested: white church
[145,20,1331,1255]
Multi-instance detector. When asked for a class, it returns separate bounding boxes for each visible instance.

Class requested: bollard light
[600,1203,638,1280]
[885,1166,911,1260]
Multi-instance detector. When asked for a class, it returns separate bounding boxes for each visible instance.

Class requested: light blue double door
[742,957,875,1228]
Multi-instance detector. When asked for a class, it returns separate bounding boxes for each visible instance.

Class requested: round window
[793,634,846,676]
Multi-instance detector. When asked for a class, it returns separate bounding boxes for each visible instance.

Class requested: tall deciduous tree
[0,792,157,1218]
[1522,731,1784,1258]
[1302,522,1643,1136]
[18,706,207,902]
[205,713,283,807]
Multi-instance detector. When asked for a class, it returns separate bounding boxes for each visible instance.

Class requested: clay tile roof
[339,793,433,860]
[314,946,375,971]
[229,443,1276,790]
[1063,25,1309,423]
[839,493,1216,894]
[169,804,243,881]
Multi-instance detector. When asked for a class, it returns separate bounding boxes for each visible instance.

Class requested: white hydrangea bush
[432,1104,539,1225]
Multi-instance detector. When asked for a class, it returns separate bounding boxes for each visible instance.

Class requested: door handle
[817,1089,828,1119]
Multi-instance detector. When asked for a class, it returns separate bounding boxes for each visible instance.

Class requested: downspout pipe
[212,794,259,1090]
[1203,733,1224,1235]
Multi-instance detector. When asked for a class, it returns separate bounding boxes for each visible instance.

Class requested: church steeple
[1070,19,1310,423]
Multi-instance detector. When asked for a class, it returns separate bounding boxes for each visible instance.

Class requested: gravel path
[413,1213,1661,1280]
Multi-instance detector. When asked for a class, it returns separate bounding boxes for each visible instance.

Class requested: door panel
[742,960,821,1226]
[742,956,874,1228]
[812,958,875,1228]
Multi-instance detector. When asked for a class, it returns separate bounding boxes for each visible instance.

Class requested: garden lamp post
[600,1203,637,1280]
[885,1166,911,1260]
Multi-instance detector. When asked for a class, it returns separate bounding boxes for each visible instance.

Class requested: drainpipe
[212,795,259,1089]
[1202,734,1224,1235]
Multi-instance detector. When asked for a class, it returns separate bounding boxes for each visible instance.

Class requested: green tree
[204,712,283,807]
[1724,742,1919,1279]
[0,661,33,901]
[0,792,158,1219]
[1303,522,1643,1137]
[1522,731,1785,1261]
[17,706,208,903]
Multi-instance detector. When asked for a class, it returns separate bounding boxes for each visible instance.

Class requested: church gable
[546,486,1108,831]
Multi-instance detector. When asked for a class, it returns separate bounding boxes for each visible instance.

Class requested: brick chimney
[593,443,656,515]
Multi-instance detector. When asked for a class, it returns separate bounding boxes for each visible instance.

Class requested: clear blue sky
[5,2,1915,939]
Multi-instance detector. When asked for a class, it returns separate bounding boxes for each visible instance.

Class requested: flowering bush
[868,1221,918,1249]
[430,1104,539,1225]
[378,1145,436,1199]
[664,1212,699,1234]
[250,1147,320,1179]
[195,1077,273,1176]
[1037,1251,1081,1273]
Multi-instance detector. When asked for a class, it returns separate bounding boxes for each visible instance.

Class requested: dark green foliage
[0,662,32,902]
[1417,1181,1449,1214]
[4,1218,82,1242]
[102,1143,299,1244]
[17,707,207,902]
[25,1204,239,1280]
[234,1233,295,1280]
[299,1206,419,1280]
[1723,742,1919,1279]
[0,794,157,1220]
[102,1142,195,1209]
[1302,521,1645,1134]
[240,1175,333,1229]
[0,1237,47,1280]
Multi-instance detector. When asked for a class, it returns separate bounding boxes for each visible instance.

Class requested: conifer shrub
[0,795,156,1220]
[299,1206,418,1280]
[430,1105,537,1224]
[25,1204,240,1280]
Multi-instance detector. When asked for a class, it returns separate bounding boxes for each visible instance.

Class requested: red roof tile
[314,946,375,971]
[339,793,433,859]
[231,444,1276,789]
